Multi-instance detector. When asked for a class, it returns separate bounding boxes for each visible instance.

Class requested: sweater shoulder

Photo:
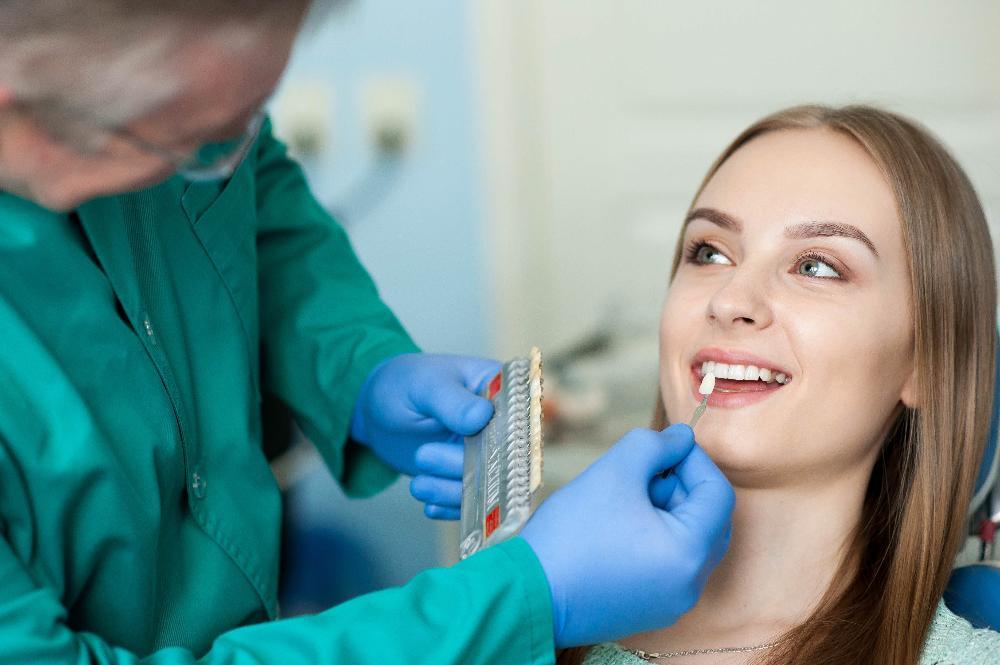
[919,600,1000,664]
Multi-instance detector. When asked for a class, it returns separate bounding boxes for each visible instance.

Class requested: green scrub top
[0,119,555,664]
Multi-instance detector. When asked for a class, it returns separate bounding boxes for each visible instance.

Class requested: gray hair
[0,0,313,138]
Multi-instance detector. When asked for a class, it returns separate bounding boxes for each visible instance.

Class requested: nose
[706,266,774,331]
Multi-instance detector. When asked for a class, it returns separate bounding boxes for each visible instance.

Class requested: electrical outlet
[272,80,334,159]
[362,76,420,156]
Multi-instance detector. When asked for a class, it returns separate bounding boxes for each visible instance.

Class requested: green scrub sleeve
[0,535,556,664]
[253,118,420,498]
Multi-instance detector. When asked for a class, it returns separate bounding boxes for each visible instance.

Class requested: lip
[691,347,793,377]
[688,347,793,409]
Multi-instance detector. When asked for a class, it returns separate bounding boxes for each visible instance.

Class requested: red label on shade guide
[487,373,502,400]
[485,506,501,538]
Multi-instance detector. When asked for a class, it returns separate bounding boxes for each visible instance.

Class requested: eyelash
[683,240,721,264]
[683,240,847,281]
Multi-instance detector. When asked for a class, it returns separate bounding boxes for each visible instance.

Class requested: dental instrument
[657,371,715,480]
[690,372,715,428]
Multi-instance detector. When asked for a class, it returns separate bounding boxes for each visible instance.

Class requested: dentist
[0,1,734,663]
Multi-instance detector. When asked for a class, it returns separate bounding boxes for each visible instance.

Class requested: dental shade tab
[459,347,544,559]
[689,372,715,428]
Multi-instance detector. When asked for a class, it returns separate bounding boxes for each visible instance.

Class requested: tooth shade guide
[689,376,712,428]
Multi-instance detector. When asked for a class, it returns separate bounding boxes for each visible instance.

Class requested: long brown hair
[560,105,996,665]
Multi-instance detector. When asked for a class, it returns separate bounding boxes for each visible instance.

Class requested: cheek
[660,271,714,339]
[0,124,171,209]
[658,282,703,420]
[794,288,911,396]
[780,296,911,463]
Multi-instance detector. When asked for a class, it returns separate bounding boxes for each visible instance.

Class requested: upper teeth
[700,360,790,385]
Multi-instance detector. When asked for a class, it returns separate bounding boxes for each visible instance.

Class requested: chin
[132,168,175,190]
[33,189,82,213]
[673,416,781,479]
[698,430,770,467]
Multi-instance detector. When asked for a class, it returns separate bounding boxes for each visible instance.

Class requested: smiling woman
[560,105,1000,664]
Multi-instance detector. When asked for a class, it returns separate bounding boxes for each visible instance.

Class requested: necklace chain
[625,637,784,660]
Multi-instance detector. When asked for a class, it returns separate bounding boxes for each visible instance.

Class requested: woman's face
[660,128,915,487]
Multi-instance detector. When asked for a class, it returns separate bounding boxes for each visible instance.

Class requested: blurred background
[270,0,1000,614]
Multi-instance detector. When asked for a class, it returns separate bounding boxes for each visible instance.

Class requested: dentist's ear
[900,365,918,408]
[0,86,13,110]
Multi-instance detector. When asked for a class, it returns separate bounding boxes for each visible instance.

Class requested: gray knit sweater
[583,601,1000,664]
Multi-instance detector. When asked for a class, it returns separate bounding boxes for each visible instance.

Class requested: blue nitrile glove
[351,353,501,519]
[520,424,735,648]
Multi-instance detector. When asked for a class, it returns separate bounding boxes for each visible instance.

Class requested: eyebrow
[684,207,879,258]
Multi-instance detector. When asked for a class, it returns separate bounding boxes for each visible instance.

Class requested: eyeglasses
[16,98,266,183]
[109,108,266,182]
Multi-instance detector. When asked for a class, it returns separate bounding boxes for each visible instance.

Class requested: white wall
[477,1,1000,358]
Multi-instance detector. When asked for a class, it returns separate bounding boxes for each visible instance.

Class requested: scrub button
[142,316,158,345]
[191,470,207,499]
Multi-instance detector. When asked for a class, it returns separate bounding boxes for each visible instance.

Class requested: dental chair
[943,340,1000,630]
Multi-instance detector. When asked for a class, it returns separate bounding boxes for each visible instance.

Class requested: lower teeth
[715,383,782,393]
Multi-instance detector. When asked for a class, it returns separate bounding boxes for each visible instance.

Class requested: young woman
[562,105,1000,664]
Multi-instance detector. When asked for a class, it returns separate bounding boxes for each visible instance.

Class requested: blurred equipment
[945,332,1000,628]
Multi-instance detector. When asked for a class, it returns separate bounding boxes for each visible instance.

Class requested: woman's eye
[693,243,732,266]
[797,256,841,279]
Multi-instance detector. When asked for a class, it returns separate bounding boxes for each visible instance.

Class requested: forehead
[177,31,285,107]
[129,27,290,141]
[695,128,901,246]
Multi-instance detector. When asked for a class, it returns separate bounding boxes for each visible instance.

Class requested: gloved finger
[424,504,461,521]
[415,442,465,479]
[699,522,732,575]
[670,485,690,512]
[410,475,463,509]
[667,445,735,545]
[411,361,500,436]
[708,523,733,568]
[463,357,504,393]
[649,473,688,511]
[605,424,696,481]
[649,473,677,508]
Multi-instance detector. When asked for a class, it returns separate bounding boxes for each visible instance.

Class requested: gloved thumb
[411,357,501,435]
[606,424,696,481]
[649,473,687,511]
[667,445,735,544]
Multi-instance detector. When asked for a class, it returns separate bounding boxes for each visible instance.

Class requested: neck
[693,475,866,631]
[625,463,873,655]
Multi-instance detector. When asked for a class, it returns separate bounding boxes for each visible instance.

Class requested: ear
[0,86,13,109]
[900,365,918,409]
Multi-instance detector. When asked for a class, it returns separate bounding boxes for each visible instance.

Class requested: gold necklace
[625,637,784,661]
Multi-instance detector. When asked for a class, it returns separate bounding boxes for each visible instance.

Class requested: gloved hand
[519,424,735,648]
[351,353,501,519]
